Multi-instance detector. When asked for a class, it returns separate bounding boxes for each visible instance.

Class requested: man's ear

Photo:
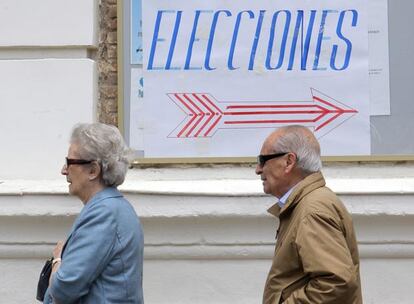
[284,153,298,173]
[88,161,101,181]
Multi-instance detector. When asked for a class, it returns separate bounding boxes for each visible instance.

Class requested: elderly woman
[43,123,144,304]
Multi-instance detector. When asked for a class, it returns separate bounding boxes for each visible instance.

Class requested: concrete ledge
[2,177,414,196]
[1,243,414,259]
[1,179,414,217]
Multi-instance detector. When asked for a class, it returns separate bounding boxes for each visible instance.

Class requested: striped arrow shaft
[168,91,358,138]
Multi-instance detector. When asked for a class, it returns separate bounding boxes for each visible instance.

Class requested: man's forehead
[261,135,280,153]
[265,131,283,145]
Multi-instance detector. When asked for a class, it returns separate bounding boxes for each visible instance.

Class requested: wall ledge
[1,176,414,217]
[1,243,413,260]
[1,176,414,196]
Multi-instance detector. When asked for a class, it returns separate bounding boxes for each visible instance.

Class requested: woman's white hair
[70,123,133,187]
[272,125,322,173]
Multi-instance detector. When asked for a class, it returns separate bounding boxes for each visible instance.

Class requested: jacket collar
[79,187,122,216]
[87,187,122,203]
[267,172,325,218]
[67,187,122,237]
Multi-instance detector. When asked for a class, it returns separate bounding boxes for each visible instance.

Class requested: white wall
[0,0,97,179]
[1,164,414,303]
[0,0,97,46]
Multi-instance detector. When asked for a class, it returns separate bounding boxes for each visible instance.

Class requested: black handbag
[36,257,53,301]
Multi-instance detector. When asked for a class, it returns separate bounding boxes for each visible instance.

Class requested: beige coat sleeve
[283,212,359,304]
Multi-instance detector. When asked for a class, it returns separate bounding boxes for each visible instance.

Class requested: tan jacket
[263,172,362,304]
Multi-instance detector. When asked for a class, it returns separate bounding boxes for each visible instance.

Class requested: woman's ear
[88,161,101,181]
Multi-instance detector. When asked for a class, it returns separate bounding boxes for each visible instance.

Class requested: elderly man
[256,125,362,304]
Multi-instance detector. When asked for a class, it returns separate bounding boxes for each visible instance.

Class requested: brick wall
[98,0,118,125]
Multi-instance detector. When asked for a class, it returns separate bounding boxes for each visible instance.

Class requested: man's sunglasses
[257,152,289,167]
[65,157,94,167]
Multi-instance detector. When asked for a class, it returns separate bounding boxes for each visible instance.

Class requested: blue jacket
[44,188,144,304]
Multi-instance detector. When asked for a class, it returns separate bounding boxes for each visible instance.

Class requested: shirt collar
[278,186,296,208]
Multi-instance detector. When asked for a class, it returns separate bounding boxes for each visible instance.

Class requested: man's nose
[255,164,263,175]
[61,164,68,175]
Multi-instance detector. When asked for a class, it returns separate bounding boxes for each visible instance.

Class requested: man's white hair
[272,125,322,173]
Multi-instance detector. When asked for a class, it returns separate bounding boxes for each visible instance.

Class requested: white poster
[130,68,144,152]
[131,0,143,64]
[140,0,370,157]
[368,0,390,116]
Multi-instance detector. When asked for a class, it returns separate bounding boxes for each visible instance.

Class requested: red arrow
[167,89,358,138]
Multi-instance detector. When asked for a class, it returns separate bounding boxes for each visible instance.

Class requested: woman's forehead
[68,143,81,156]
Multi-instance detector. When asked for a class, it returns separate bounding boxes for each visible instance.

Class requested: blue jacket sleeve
[49,202,117,304]
[43,287,52,304]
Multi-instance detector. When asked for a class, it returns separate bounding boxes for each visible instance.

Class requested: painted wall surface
[0,0,97,46]
[0,60,96,179]
[1,164,414,303]
[0,0,97,179]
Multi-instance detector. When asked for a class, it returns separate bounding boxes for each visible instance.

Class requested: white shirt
[278,186,296,208]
